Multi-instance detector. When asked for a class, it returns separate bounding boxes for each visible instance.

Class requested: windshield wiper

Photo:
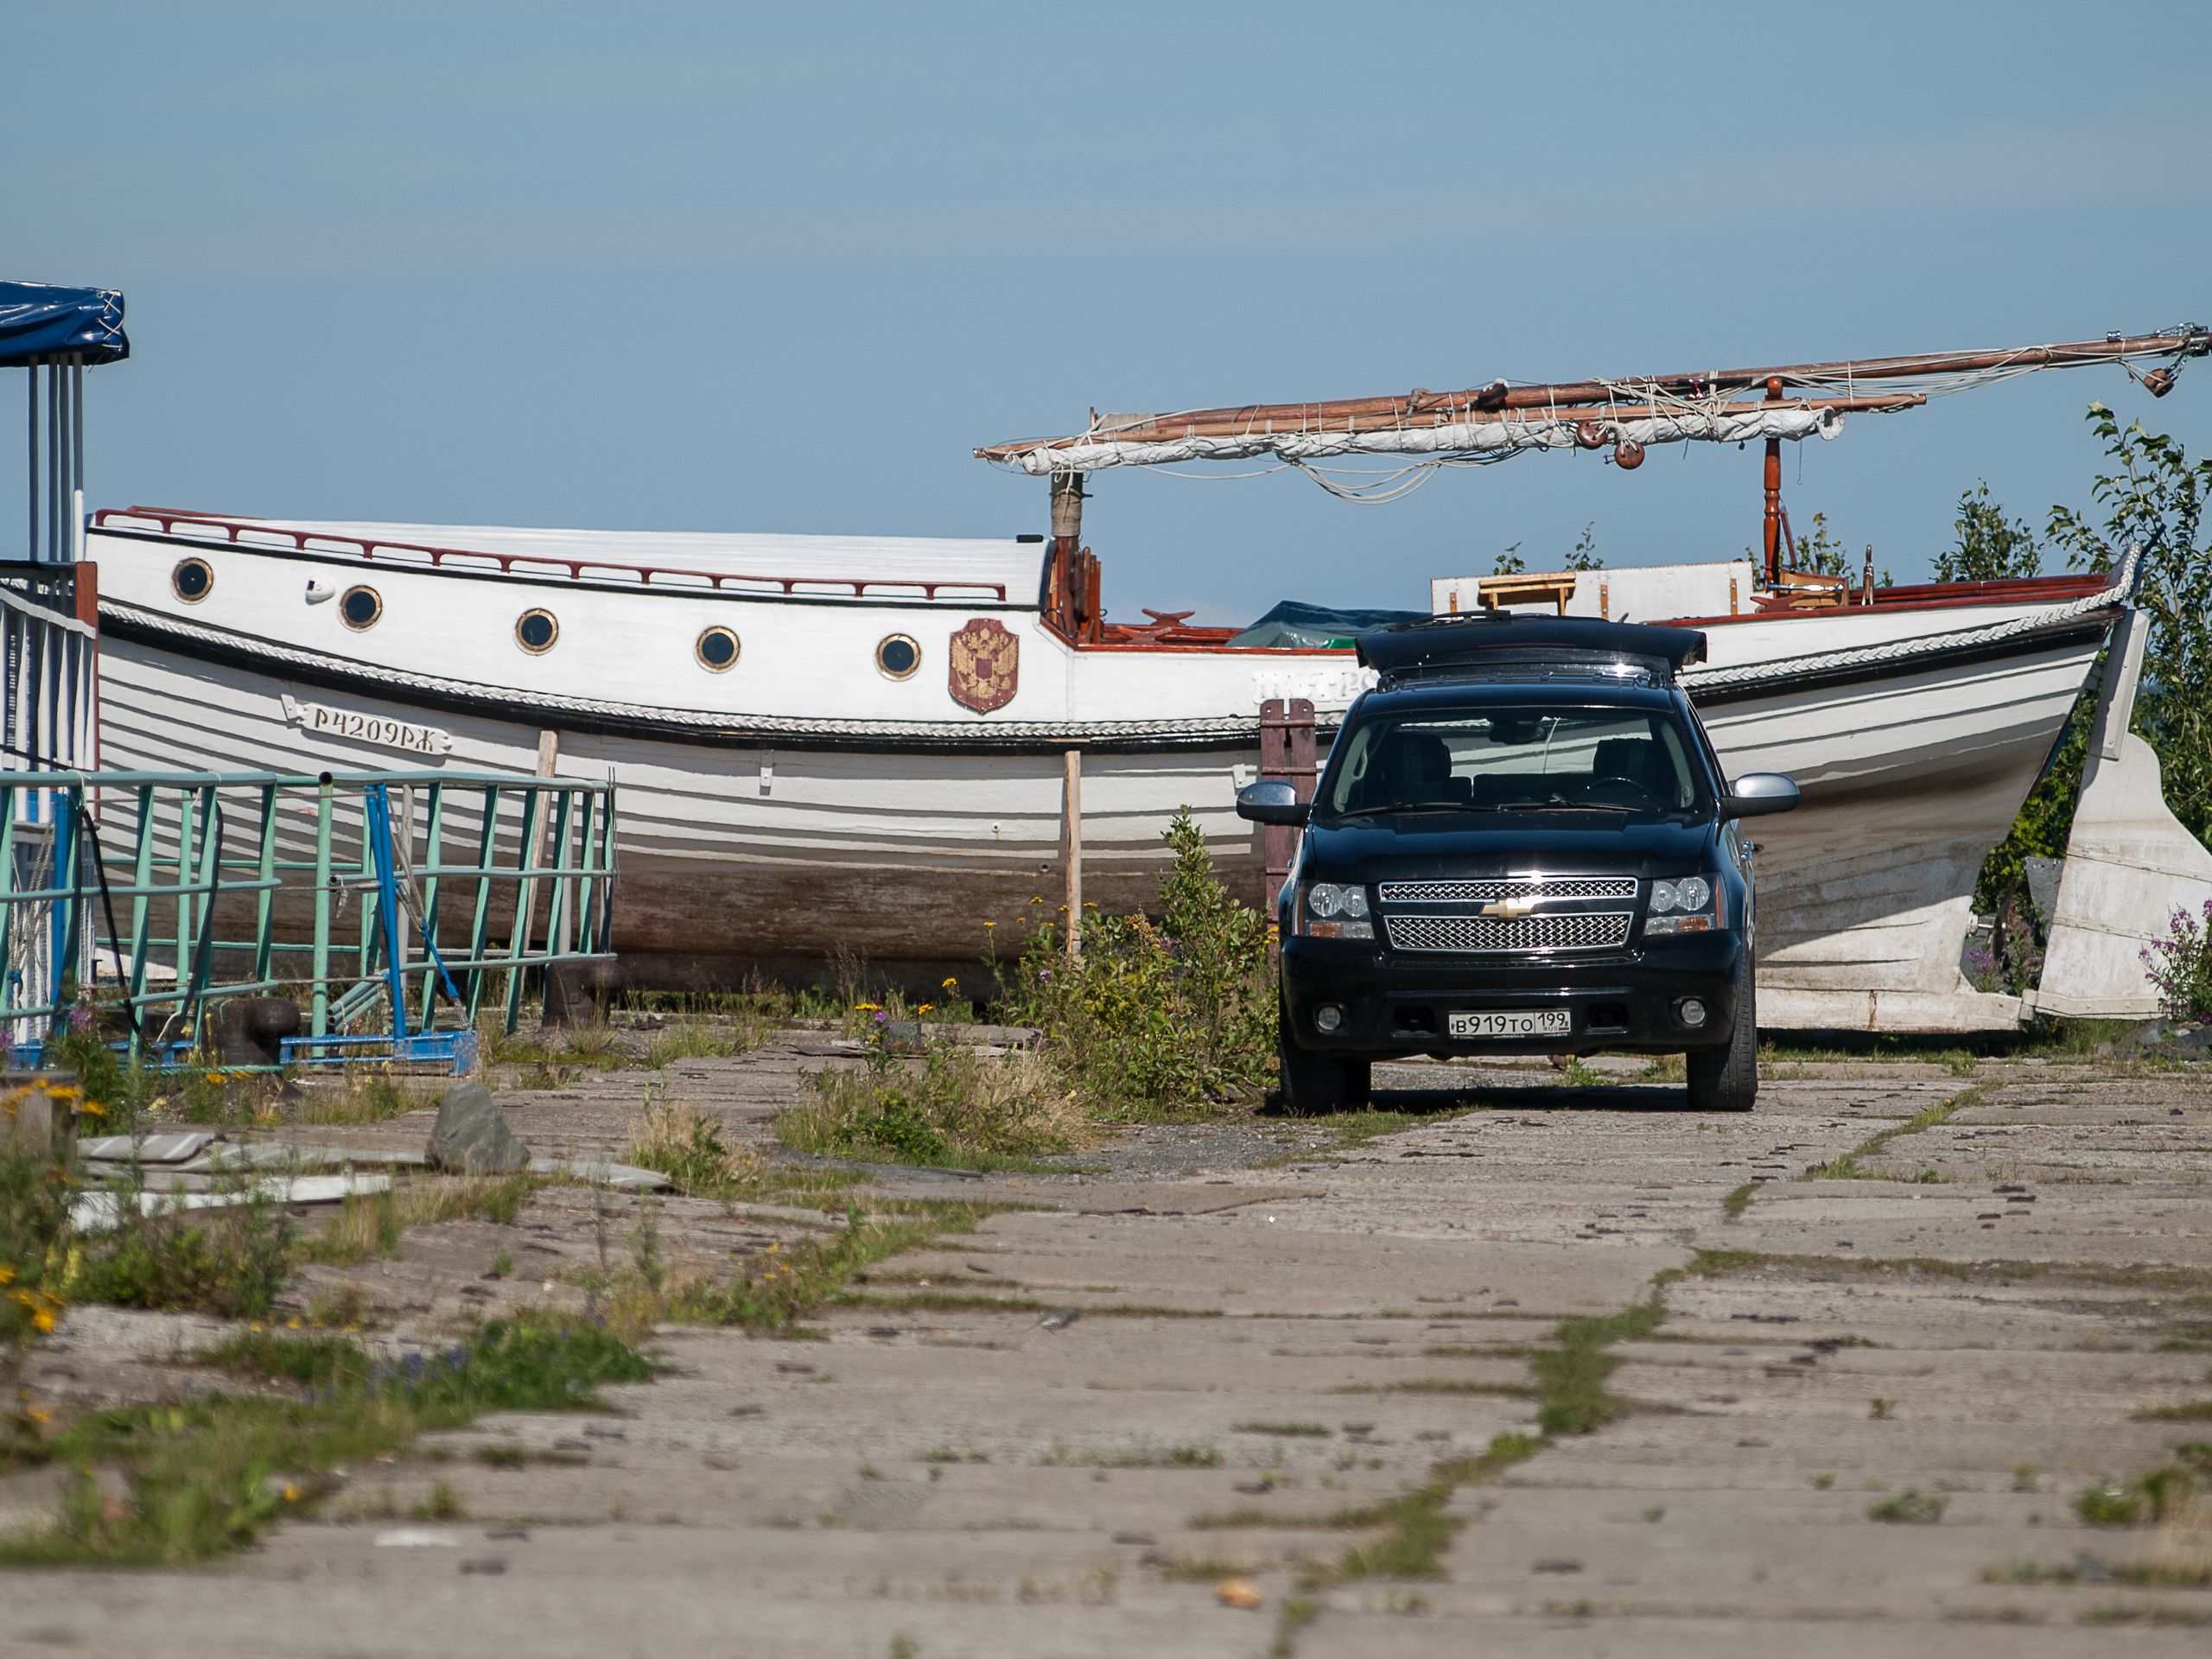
[1345,800,1483,817]
[1496,797,1632,813]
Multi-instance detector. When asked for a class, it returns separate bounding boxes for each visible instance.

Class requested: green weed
[0,1319,652,1565]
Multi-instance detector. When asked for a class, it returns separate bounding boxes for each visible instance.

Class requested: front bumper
[1281,932,1744,1057]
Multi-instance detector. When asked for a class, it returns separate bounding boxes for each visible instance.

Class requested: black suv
[1236,615,1799,1114]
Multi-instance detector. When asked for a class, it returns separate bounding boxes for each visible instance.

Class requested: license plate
[1449,1008,1573,1039]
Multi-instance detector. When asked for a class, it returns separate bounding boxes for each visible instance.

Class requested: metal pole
[125,784,156,1018]
[416,780,447,1029]
[251,783,278,983]
[71,361,83,555]
[1760,377,1784,586]
[465,784,500,1020]
[311,776,334,1038]
[24,366,35,562]
[47,362,60,563]
[1062,749,1083,959]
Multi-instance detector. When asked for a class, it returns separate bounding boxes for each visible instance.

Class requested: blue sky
[7,3,2209,620]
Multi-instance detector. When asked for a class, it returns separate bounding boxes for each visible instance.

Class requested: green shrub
[1,1124,76,1447]
[782,1041,1077,1166]
[1002,809,1274,1112]
[71,1178,296,1322]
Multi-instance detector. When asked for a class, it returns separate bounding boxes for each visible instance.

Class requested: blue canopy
[0,283,128,368]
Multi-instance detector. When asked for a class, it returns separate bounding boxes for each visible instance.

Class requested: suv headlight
[1645,874,1722,935]
[1300,881,1373,939]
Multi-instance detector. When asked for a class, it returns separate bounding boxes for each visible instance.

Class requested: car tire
[1686,953,1758,1113]
[1278,1000,1369,1113]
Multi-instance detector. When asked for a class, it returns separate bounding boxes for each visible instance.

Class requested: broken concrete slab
[69,1172,394,1231]
[526,1156,672,1192]
[78,1131,214,1165]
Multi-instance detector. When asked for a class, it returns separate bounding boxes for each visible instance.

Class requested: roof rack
[1355,613,1707,688]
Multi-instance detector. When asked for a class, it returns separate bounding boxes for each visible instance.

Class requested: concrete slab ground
[6,1046,2212,1657]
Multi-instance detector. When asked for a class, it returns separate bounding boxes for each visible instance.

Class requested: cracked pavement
[7,1049,2212,1657]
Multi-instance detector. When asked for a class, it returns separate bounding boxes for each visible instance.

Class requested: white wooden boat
[83,508,1365,991]
[83,507,2129,1028]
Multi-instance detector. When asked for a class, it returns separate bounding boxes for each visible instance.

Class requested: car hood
[1304,812,1716,883]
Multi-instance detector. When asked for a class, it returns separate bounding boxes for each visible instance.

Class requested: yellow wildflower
[0,1266,14,1287]
[941,976,959,991]
[916,1003,934,1015]
[31,1308,55,1334]
[74,1100,104,1117]
[281,1483,302,1503]
[286,1317,302,1330]
[982,921,996,929]
[248,1322,264,1335]
[1030,895,1043,905]
[23,1407,51,1427]
[854,1001,881,1013]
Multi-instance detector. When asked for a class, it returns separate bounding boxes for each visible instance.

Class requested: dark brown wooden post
[1760,376,1784,585]
[1258,697,1316,920]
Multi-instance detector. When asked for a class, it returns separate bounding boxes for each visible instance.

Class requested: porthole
[696,626,741,672]
[339,585,383,631]
[875,632,920,680]
[171,558,214,603]
[515,608,560,654]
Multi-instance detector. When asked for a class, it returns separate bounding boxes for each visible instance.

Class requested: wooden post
[1760,376,1784,585]
[1048,473,1085,636]
[516,729,559,963]
[1258,698,1317,919]
[1062,748,1083,958]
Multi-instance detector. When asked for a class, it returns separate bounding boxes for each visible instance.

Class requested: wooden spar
[975,327,2209,462]
[981,392,1919,457]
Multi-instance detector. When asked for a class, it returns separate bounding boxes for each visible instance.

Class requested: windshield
[1319,705,1709,818]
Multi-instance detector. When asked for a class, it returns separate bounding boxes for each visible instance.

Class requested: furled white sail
[995,404,1846,475]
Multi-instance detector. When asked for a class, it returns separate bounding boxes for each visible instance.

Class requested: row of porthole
[173,556,925,678]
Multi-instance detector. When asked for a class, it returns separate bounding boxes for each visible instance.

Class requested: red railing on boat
[91,507,1011,602]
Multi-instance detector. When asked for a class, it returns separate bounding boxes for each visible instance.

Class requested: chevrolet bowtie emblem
[1478,895,1544,919]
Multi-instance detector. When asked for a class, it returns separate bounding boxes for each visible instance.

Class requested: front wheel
[1686,954,1758,1113]
[1278,998,1370,1114]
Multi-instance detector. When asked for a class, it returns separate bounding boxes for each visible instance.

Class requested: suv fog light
[1677,998,1708,1029]
[1314,1004,1345,1034]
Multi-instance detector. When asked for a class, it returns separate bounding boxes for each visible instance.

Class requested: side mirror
[1725,772,1800,818]
[1236,780,1311,826]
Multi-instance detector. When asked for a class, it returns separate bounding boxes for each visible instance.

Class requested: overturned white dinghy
[2034,606,2212,1020]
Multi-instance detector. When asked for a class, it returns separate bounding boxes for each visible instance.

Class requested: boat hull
[85,516,2125,1025]
[93,632,1261,994]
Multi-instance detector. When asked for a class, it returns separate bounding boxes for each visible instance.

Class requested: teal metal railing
[0,768,617,1056]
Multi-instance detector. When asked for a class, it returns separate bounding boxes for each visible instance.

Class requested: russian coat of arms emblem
[949,618,1019,714]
